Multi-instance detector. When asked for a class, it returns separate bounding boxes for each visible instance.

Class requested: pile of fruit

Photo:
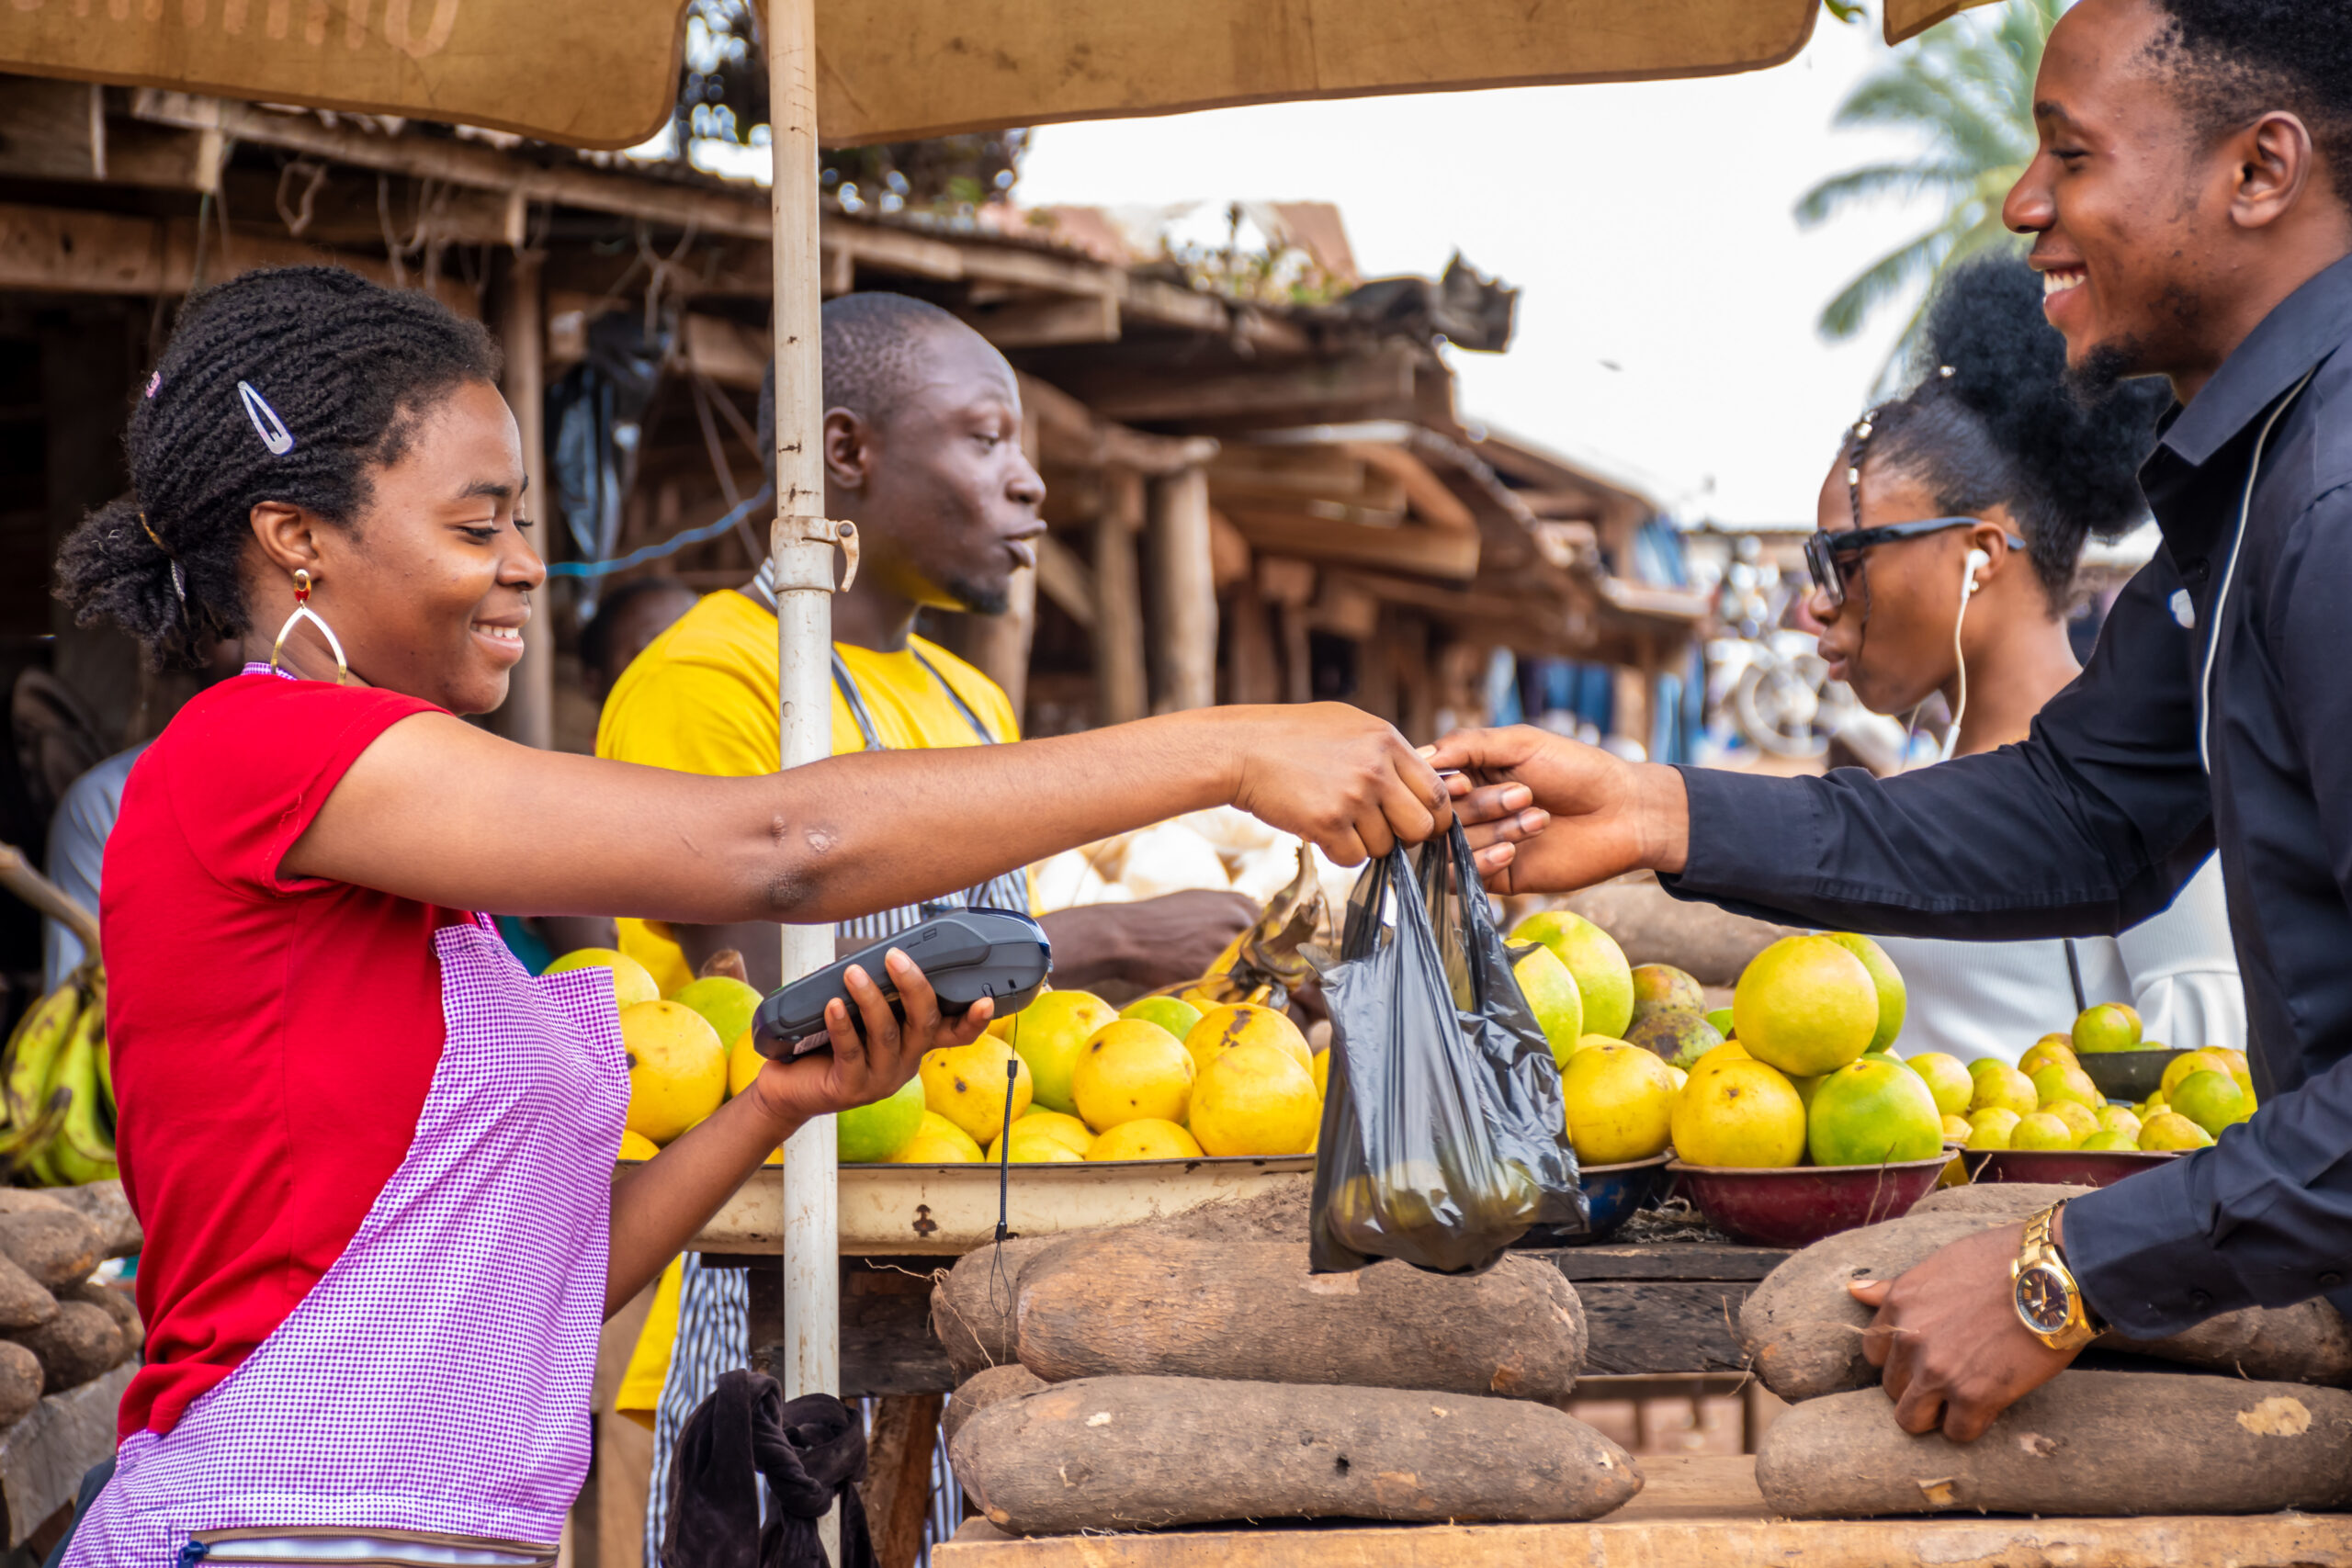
[1497,912,1939,1172]
[0,964,122,1187]
[845,991,1326,1166]
[1954,1003,2255,1154]
[576,939,1329,1168]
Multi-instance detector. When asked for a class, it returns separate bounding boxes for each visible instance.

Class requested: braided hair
[1849,254,2167,612]
[56,266,501,669]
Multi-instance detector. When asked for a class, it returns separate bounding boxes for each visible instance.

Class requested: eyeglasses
[1803,518,2029,608]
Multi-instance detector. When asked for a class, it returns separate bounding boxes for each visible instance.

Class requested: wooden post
[861,1393,947,1568]
[947,568,1035,721]
[1093,468,1148,726]
[1225,578,1279,707]
[1146,467,1217,712]
[767,3,841,1548]
[494,249,553,749]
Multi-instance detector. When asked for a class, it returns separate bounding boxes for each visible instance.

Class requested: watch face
[2016,1263,2074,1335]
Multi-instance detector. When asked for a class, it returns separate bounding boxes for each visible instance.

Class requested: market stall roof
[0,0,1858,152]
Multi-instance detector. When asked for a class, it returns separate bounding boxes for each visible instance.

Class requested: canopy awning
[2,0,1827,151]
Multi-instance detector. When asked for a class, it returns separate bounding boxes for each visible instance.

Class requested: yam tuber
[10,1300,122,1391]
[929,1236,1060,1382]
[952,1375,1640,1533]
[941,1364,1045,1450]
[0,1341,40,1427]
[0,1208,101,1290]
[1758,1372,2352,1517]
[1014,1234,1584,1402]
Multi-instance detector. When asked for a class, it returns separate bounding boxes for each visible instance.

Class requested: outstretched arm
[288,702,1451,923]
[1436,564,2216,942]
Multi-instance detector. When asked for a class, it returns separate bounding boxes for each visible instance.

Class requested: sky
[1012,17,1951,528]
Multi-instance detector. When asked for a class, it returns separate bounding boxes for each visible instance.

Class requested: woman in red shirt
[51,267,1463,1565]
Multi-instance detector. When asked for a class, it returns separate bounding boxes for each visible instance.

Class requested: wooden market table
[684,1160,1794,1398]
[929,1453,2352,1568]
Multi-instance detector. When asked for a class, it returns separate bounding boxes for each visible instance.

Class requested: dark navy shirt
[1668,253,2352,1338]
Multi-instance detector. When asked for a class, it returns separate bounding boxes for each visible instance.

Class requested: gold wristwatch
[2013,1201,2103,1350]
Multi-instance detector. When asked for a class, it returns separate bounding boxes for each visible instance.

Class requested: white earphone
[1939,546,1993,761]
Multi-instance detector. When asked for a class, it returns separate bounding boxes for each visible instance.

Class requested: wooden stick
[861,1392,946,1568]
[0,846,96,956]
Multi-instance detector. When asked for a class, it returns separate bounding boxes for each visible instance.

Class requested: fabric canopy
[0,0,1820,152]
[1884,0,2006,45]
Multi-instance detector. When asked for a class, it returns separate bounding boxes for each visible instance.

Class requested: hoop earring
[271,568,352,685]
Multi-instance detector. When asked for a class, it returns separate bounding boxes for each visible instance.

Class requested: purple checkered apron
[63,914,628,1565]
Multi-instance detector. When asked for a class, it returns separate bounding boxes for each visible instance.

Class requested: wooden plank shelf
[932,1454,2352,1568]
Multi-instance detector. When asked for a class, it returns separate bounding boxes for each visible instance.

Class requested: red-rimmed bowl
[1668,1155,1951,1248]
[1961,1147,2180,1188]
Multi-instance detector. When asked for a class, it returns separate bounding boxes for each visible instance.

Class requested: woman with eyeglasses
[1795,254,2244,1066]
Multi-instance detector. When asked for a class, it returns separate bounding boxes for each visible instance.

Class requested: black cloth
[662,1371,876,1568]
[1666,251,2352,1342]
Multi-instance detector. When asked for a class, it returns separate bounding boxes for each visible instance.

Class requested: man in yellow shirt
[602,293,1254,1550]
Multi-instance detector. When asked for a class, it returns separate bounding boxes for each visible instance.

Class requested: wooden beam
[1348,443,1478,532]
[1222,505,1480,581]
[677,311,771,390]
[134,90,776,241]
[0,198,474,310]
[1148,468,1217,713]
[1093,469,1149,726]
[1033,533,1097,630]
[1017,373,1219,476]
[964,291,1120,348]
[0,78,103,182]
[1085,344,1425,426]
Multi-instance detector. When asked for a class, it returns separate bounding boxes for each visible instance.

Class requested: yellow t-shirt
[598,588,1024,1424]
[595,587,1023,997]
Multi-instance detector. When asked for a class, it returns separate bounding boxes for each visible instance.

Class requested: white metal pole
[767,0,839,1472]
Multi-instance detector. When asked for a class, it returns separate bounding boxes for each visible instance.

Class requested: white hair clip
[238,380,295,455]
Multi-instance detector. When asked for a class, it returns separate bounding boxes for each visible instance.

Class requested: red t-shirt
[104,673,466,1438]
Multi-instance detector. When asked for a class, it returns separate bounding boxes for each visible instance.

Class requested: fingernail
[1502,784,1532,808]
[1416,745,1436,758]
[1521,809,1548,831]
[886,948,910,970]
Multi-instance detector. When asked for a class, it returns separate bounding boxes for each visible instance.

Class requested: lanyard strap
[830,648,997,752]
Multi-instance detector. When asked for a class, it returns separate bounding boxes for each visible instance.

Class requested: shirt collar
[2159,251,2352,469]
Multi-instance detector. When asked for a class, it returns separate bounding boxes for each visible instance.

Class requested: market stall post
[1148,467,1218,712]
[764,0,844,1462]
[492,247,553,750]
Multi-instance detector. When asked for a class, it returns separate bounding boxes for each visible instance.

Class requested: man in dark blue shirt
[1440,0,2352,1442]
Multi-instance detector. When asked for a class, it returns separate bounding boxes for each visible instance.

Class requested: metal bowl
[1518,1153,1675,1247]
[1961,1147,2180,1188]
[1668,1155,1951,1248]
[2075,1048,2188,1101]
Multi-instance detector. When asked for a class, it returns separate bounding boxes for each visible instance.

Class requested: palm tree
[1798,0,2064,344]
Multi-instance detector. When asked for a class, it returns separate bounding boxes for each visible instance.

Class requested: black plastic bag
[1308,821,1586,1274]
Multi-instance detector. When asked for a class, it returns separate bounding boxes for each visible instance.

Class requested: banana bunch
[0,965,115,1187]
[1183,845,1329,1012]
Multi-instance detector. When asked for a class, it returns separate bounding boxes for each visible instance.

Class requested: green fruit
[2072,1002,2143,1055]
[837,1077,928,1163]
[1705,1007,1736,1039]
[545,947,660,1010]
[2138,1111,2214,1150]
[1510,912,1634,1039]
[1629,964,1706,1024]
[1965,1056,2007,1082]
[2029,1060,2100,1111]
[1121,996,1204,1040]
[1806,1055,1943,1167]
[1734,935,1879,1077]
[2079,1129,2138,1152]
[1966,1108,2021,1150]
[2011,1112,2075,1150]
[2169,1069,2250,1136]
[1905,1052,1973,1118]
[1823,932,1907,1053]
[1623,1010,1721,1069]
[670,976,763,1055]
[1511,944,1585,1067]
